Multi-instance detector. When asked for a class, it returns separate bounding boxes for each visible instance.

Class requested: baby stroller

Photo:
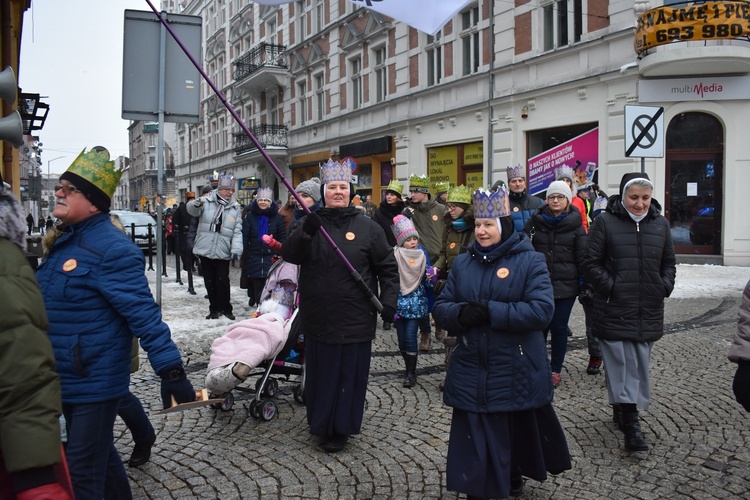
[206,259,304,421]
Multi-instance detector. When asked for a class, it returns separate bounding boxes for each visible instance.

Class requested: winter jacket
[581,196,676,343]
[35,212,184,403]
[524,206,587,299]
[433,206,475,273]
[242,201,286,279]
[373,200,406,247]
[509,190,545,233]
[187,191,243,260]
[404,199,446,263]
[433,233,555,413]
[281,206,399,344]
[728,279,750,362]
[288,201,321,235]
[0,238,63,475]
[570,195,589,233]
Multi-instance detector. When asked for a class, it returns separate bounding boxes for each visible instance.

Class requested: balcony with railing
[634,0,750,77]
[233,124,288,156]
[234,43,289,93]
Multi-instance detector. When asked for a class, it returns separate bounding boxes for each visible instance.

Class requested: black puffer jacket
[581,196,676,342]
[373,200,405,247]
[524,206,587,299]
[281,206,399,344]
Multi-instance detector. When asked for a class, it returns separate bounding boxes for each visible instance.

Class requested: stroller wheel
[249,399,261,419]
[265,379,279,398]
[294,385,305,404]
[219,392,234,411]
[260,400,277,421]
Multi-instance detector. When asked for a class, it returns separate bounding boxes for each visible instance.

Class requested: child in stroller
[205,259,303,420]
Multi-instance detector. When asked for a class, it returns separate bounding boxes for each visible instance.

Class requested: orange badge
[497,267,510,279]
[346,232,356,240]
[409,259,416,266]
[228,216,235,222]
[62,259,78,272]
[449,242,456,249]
[432,215,439,221]
[513,206,519,212]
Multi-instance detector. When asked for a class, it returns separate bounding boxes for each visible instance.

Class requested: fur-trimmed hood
[0,187,28,250]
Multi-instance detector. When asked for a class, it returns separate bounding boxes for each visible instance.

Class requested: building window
[268,19,277,45]
[315,73,324,120]
[374,46,387,103]
[543,0,581,50]
[315,0,324,32]
[426,33,442,87]
[351,56,362,110]
[297,1,307,41]
[269,93,278,125]
[461,7,480,76]
[298,80,307,126]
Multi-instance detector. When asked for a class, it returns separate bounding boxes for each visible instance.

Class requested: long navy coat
[242,201,286,279]
[433,232,555,413]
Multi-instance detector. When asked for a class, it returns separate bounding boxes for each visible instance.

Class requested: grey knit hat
[296,177,322,203]
[546,180,573,204]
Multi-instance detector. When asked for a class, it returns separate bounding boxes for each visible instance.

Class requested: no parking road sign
[625,105,664,158]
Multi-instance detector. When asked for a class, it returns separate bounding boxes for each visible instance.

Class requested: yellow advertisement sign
[465,171,483,192]
[635,2,750,53]
[427,146,458,192]
[463,142,483,165]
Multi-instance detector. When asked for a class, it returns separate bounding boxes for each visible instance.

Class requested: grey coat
[187,192,243,260]
[728,279,750,362]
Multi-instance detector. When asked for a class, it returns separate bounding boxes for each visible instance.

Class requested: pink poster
[527,128,599,195]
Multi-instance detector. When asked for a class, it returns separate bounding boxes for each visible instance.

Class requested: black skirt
[447,404,571,498]
[304,339,372,438]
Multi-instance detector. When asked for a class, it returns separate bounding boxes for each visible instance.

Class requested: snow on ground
[669,264,750,299]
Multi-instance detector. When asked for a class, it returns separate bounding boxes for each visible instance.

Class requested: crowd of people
[14,149,750,499]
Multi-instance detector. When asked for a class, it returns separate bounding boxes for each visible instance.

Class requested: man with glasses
[188,174,243,320]
[507,164,545,233]
[35,147,196,499]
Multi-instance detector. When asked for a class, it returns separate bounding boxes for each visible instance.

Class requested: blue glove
[159,364,196,409]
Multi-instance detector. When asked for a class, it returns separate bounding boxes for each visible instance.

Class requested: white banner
[638,76,750,102]
[252,0,472,35]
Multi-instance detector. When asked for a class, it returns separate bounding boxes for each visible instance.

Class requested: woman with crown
[281,157,399,453]
[433,186,571,499]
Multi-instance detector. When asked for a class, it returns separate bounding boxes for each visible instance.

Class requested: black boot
[403,353,417,388]
[612,404,623,431]
[620,404,648,452]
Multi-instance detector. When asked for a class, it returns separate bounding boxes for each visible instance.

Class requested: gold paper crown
[65,147,121,199]
[447,185,472,204]
[320,157,356,184]
[473,187,510,218]
[256,187,273,201]
[555,164,575,181]
[385,179,404,196]
[506,164,526,181]
[409,174,430,192]
[434,181,450,194]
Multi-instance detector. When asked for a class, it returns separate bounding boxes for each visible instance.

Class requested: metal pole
[155,11,167,305]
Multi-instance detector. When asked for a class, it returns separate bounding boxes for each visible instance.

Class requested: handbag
[240,274,250,290]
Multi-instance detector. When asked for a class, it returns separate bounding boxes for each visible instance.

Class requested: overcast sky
[19,0,151,175]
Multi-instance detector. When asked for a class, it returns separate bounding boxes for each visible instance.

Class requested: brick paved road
[121,264,750,498]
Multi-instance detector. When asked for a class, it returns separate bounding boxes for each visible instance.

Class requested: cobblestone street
[121,263,750,498]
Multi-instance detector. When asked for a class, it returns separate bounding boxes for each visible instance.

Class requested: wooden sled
[157,388,224,414]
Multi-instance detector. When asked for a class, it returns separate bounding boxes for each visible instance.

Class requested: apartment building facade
[159,0,750,265]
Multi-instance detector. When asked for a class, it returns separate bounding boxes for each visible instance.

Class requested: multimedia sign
[635,1,750,53]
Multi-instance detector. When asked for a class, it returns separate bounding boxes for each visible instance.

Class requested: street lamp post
[47,156,65,216]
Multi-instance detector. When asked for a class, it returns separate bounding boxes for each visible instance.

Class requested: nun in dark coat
[433,187,571,499]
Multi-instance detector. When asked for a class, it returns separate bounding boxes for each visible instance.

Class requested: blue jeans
[395,317,420,353]
[118,391,155,444]
[547,297,576,373]
[63,399,132,500]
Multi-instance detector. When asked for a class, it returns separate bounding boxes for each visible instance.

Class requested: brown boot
[232,362,251,381]
[419,331,431,351]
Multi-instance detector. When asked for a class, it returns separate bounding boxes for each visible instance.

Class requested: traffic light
[0,66,23,148]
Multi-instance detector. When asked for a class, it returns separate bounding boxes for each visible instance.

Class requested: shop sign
[635,1,750,53]
[639,75,750,102]
[465,171,483,191]
[527,128,599,195]
[427,145,458,192]
[463,142,483,165]
[239,177,261,191]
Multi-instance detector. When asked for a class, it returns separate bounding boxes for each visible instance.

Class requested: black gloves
[459,301,490,328]
[302,212,322,237]
[159,364,196,409]
[380,305,396,323]
[733,360,750,412]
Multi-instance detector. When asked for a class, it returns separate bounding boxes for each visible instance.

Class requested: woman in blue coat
[242,187,286,307]
[433,187,571,499]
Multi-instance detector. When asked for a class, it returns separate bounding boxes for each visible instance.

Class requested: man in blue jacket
[507,164,544,233]
[35,147,196,499]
